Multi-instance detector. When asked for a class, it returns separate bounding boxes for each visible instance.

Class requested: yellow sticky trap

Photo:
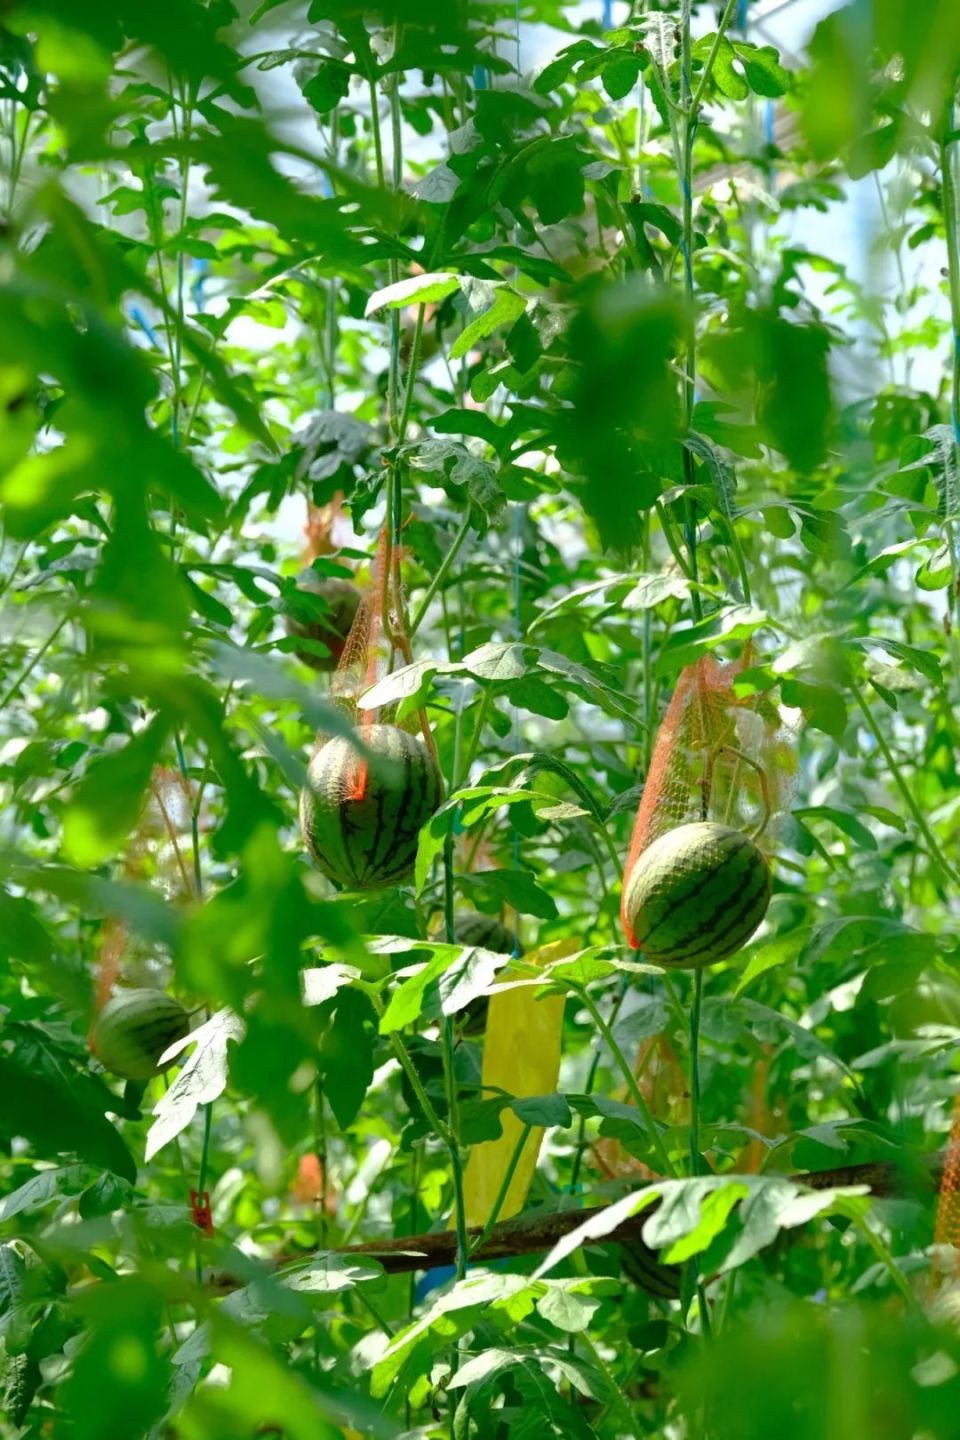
[457,937,572,1229]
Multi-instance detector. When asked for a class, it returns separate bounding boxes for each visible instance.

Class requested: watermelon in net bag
[299,526,443,891]
[621,654,794,970]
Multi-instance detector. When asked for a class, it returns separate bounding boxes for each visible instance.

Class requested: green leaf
[301,61,351,114]
[601,51,642,101]
[794,805,878,851]
[411,162,460,203]
[365,272,461,316]
[732,41,790,98]
[0,1024,136,1181]
[378,947,455,1033]
[0,1164,94,1223]
[319,989,374,1129]
[660,1183,749,1264]
[145,1010,244,1162]
[450,286,527,361]
[462,868,558,920]
[63,715,171,867]
[536,1282,601,1333]
[511,1093,571,1127]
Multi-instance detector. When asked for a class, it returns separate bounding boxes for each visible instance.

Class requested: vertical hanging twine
[951,101,960,454]
[511,0,524,959]
[511,500,523,959]
[937,98,960,1284]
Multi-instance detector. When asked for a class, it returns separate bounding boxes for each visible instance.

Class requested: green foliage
[2,0,960,1436]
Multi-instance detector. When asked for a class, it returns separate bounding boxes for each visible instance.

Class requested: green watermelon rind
[623,821,771,970]
[300,723,444,891]
[92,988,191,1081]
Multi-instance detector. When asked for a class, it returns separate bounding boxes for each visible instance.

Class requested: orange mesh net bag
[933,1093,960,1291]
[90,765,195,1023]
[329,524,438,768]
[304,492,348,563]
[620,651,795,951]
[592,1033,687,1182]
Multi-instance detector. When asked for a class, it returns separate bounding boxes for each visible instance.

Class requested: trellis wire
[511,0,523,960]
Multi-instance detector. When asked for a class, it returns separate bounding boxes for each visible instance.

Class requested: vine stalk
[850,674,960,885]
[571,984,676,1178]
[938,95,960,666]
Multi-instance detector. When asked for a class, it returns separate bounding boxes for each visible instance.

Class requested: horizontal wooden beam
[271,1152,941,1281]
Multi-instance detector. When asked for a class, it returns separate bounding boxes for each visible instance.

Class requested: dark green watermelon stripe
[620,1243,681,1298]
[634,833,753,946]
[649,843,766,956]
[123,1020,186,1045]
[302,725,441,890]
[635,832,753,948]
[377,731,441,880]
[663,860,770,963]
[368,727,407,881]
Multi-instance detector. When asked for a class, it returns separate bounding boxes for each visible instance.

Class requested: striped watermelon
[285,573,361,671]
[619,1237,682,1298]
[453,911,521,1036]
[299,723,443,890]
[453,910,522,957]
[92,988,190,1080]
[623,821,770,970]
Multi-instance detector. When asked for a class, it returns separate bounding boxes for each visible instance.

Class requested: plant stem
[938,96,960,653]
[642,515,654,770]
[578,1331,639,1438]
[569,976,630,1195]
[397,303,426,443]
[315,1078,329,1249]
[679,0,703,623]
[174,731,204,898]
[0,540,28,598]
[686,964,713,1352]
[717,1267,737,1332]
[367,74,386,191]
[377,1019,453,1142]
[656,500,695,581]
[517,752,623,879]
[461,687,492,780]
[0,615,68,709]
[367,988,468,1275]
[849,675,960,884]
[442,831,470,1281]
[573,985,676,1178]
[357,1290,397,1338]
[688,968,704,1176]
[194,1098,213,1286]
[409,510,472,637]
[469,1123,531,1256]
[6,103,31,221]
[852,1213,919,1311]
[688,0,741,115]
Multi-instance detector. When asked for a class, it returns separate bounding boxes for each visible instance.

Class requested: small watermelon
[92,988,191,1080]
[619,1236,682,1298]
[285,572,361,671]
[622,821,771,970]
[453,910,522,957]
[453,911,521,1036]
[300,723,443,890]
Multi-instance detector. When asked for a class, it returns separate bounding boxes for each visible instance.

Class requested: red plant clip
[190,1189,214,1237]
[347,757,369,803]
